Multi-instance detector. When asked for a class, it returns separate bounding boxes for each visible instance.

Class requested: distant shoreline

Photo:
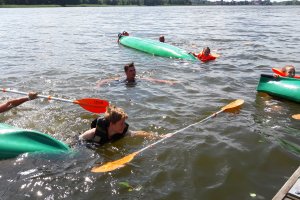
[0,2,299,8]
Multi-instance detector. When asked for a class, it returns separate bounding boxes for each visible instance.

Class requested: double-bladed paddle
[1,88,109,114]
[91,99,244,173]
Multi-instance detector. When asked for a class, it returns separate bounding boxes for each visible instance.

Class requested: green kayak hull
[257,74,300,103]
[119,36,197,61]
[0,123,70,159]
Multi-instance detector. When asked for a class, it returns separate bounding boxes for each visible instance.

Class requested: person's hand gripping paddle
[2,88,109,114]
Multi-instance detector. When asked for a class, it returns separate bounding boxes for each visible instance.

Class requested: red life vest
[197,52,216,62]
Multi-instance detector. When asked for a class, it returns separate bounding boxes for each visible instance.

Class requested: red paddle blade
[74,98,109,114]
[272,68,285,76]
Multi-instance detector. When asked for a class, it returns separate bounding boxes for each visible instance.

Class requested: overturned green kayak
[0,123,70,159]
[119,36,197,61]
[257,74,300,103]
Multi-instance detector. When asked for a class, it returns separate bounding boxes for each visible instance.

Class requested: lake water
[0,6,300,200]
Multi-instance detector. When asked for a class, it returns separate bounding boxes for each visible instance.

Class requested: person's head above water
[159,35,165,42]
[124,62,136,82]
[104,105,128,134]
[117,31,129,43]
[122,31,129,36]
[104,105,128,123]
[202,47,211,56]
[282,65,295,78]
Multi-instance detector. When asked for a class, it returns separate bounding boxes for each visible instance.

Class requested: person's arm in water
[79,128,96,140]
[128,130,164,139]
[79,128,165,142]
[96,77,120,87]
[189,52,197,57]
[141,77,178,85]
[0,92,38,113]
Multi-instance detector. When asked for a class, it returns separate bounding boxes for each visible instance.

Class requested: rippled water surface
[0,6,300,200]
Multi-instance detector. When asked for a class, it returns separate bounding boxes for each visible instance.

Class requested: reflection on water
[0,6,300,200]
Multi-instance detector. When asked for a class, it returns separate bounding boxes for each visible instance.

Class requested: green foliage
[118,181,133,191]
[278,138,300,155]
[118,181,143,192]
[169,0,191,5]
[3,0,299,6]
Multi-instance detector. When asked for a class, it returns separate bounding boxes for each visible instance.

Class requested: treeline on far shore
[0,0,191,6]
[0,0,299,6]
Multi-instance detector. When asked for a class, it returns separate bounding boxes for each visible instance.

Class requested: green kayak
[257,74,300,103]
[0,123,70,159]
[119,36,197,61]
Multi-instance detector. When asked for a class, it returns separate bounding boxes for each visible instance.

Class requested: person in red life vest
[274,65,296,78]
[117,31,129,43]
[191,47,217,62]
[0,92,38,113]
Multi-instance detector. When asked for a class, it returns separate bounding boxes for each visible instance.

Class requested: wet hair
[118,31,129,40]
[282,65,295,72]
[124,62,135,72]
[203,47,210,54]
[122,31,129,36]
[159,35,165,42]
[104,105,128,124]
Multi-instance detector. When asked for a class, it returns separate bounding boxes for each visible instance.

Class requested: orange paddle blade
[74,98,109,114]
[292,114,300,120]
[272,68,285,76]
[91,152,138,173]
[221,99,244,112]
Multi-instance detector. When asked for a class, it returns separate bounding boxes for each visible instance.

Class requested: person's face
[286,68,295,77]
[110,118,126,133]
[159,36,165,42]
[126,66,136,80]
[203,48,210,56]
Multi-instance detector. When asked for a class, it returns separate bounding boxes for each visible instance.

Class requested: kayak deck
[257,74,300,103]
[119,36,197,61]
[0,123,70,159]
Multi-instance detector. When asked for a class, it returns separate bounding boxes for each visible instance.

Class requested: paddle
[272,68,286,77]
[91,99,244,173]
[292,114,300,120]
[1,88,109,114]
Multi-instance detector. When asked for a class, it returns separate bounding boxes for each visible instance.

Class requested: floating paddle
[91,99,244,173]
[292,114,300,120]
[1,88,109,114]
